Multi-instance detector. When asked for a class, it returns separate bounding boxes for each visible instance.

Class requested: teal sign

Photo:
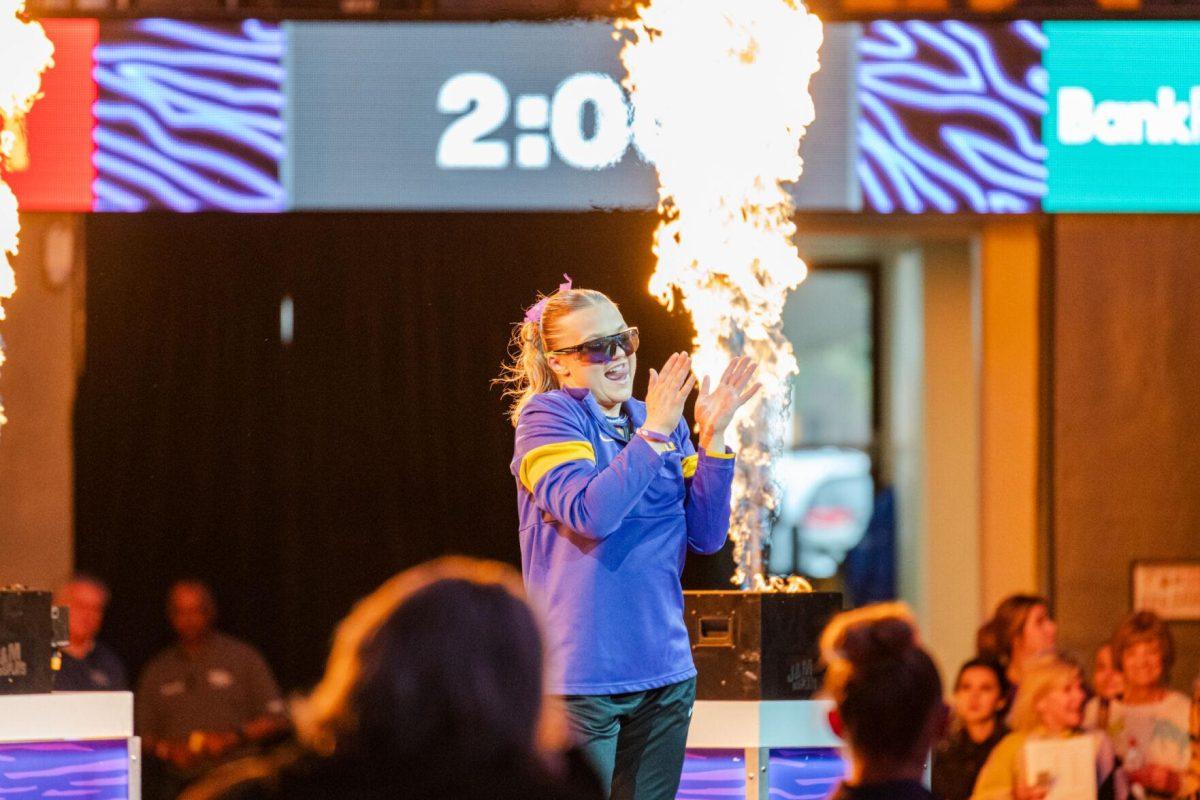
[1046,22,1200,212]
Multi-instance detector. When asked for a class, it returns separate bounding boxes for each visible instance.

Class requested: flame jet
[0,0,53,434]
[618,0,823,587]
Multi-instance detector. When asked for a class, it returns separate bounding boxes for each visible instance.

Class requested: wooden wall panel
[1054,214,1200,692]
[0,214,82,591]
[980,220,1041,612]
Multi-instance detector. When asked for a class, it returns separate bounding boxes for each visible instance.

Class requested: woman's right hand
[1128,764,1182,796]
[644,352,697,436]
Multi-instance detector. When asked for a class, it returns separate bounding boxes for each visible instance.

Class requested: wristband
[637,427,672,444]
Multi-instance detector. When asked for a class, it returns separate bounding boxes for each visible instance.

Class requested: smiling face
[1035,672,1085,733]
[546,301,636,414]
[954,665,1005,728]
[1121,638,1166,691]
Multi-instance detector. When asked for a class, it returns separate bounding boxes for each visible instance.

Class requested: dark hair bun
[819,604,943,763]
[840,616,917,667]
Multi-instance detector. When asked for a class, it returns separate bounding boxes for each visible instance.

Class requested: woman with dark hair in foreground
[183,557,603,800]
[821,602,948,800]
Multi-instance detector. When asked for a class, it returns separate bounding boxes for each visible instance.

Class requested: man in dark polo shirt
[137,580,289,800]
[54,574,128,692]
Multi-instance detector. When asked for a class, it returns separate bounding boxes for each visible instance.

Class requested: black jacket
[931,725,1008,800]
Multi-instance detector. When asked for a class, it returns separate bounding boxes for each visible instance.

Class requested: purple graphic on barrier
[678,747,846,799]
[678,749,747,799]
[0,740,131,800]
[858,20,1048,214]
[94,19,286,212]
[768,748,847,799]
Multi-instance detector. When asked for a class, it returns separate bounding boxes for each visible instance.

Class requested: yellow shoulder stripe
[682,454,699,479]
[519,440,596,493]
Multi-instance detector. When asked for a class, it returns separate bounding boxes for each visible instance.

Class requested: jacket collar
[562,387,646,430]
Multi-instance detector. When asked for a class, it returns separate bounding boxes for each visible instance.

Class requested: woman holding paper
[972,656,1121,800]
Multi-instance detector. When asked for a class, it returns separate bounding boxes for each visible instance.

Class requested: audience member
[933,658,1011,800]
[1085,611,1191,798]
[53,574,128,692]
[977,595,1057,692]
[137,580,289,800]
[181,557,603,800]
[973,655,1120,800]
[1090,643,1125,731]
[820,602,948,800]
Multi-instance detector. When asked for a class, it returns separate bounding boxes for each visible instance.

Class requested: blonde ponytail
[495,286,615,426]
[497,319,560,426]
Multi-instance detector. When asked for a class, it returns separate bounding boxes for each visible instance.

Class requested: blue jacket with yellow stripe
[511,387,735,696]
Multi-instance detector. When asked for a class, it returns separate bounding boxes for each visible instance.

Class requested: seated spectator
[181,557,602,800]
[1085,611,1191,798]
[53,573,128,692]
[1089,643,1125,731]
[977,595,1057,694]
[973,655,1120,800]
[933,658,1011,800]
[820,602,948,800]
[137,580,289,800]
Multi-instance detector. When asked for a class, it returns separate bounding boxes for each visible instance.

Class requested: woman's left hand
[694,356,761,444]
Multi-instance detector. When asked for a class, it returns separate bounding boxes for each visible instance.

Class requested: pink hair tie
[523,274,573,325]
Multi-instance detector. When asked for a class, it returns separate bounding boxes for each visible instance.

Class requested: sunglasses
[549,327,640,364]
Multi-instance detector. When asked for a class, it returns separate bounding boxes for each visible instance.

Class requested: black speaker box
[684,590,843,701]
[0,589,61,694]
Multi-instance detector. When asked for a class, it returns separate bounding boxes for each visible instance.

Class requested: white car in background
[766,448,874,580]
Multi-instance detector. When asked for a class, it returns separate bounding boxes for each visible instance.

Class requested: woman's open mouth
[604,362,629,383]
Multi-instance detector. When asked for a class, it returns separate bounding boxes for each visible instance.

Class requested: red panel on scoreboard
[4,18,97,212]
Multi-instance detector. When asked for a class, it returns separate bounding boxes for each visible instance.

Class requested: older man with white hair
[54,573,128,692]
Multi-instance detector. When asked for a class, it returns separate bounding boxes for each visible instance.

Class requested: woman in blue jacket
[499,279,760,800]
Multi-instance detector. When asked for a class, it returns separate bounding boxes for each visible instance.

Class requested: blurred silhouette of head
[821,603,945,772]
[1112,610,1175,690]
[1091,643,1124,701]
[168,580,217,646]
[976,594,1055,670]
[295,557,554,767]
[57,574,111,647]
[952,657,1009,731]
[1008,655,1085,734]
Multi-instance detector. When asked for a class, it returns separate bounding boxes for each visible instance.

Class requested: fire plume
[618,0,822,587]
[0,0,53,433]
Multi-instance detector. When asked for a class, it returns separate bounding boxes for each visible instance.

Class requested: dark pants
[562,677,696,800]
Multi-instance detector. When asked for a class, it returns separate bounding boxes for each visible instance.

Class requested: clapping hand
[694,356,761,450]
[644,352,698,436]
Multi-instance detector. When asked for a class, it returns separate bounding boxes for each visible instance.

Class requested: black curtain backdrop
[75,212,736,692]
